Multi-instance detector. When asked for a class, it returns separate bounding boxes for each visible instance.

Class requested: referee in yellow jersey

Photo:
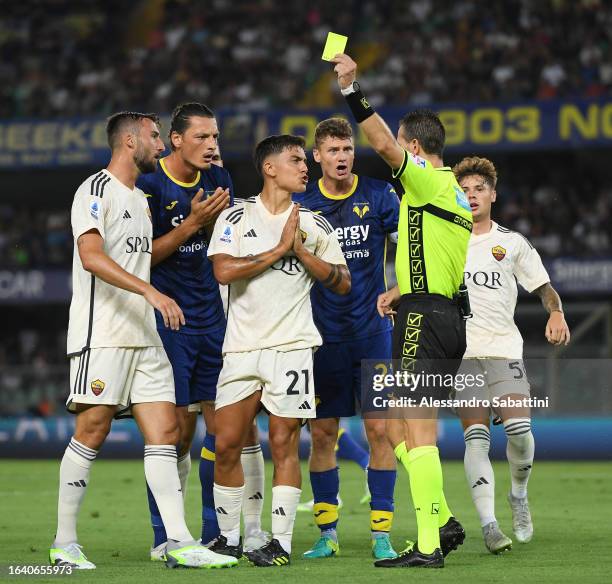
[330,53,473,568]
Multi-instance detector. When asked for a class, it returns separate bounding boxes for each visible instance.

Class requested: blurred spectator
[1,0,611,118]
[0,179,609,270]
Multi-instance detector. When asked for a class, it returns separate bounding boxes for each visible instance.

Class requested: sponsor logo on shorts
[492,245,506,261]
[91,379,105,396]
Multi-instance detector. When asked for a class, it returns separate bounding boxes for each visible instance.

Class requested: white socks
[271,485,301,554]
[504,418,534,499]
[241,444,265,537]
[177,452,191,500]
[144,445,192,542]
[214,483,244,546]
[55,438,97,546]
[464,425,496,527]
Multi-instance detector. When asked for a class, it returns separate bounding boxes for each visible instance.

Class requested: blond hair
[453,156,498,188]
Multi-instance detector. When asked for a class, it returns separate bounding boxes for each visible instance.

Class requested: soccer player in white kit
[452,156,570,554]
[49,112,237,570]
[207,135,351,567]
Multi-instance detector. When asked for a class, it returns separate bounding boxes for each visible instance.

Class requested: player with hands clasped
[50,111,237,570]
[208,135,350,567]
[451,156,569,553]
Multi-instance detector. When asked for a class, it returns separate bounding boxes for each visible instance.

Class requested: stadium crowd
[0,182,609,269]
[1,0,611,117]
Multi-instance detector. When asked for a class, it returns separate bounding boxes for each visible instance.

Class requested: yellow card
[321,32,347,61]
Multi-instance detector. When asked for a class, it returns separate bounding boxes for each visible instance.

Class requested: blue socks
[146,482,167,547]
[200,432,219,544]
[311,467,340,534]
[368,468,396,534]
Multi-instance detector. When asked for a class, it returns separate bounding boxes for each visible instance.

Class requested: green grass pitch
[2,459,610,583]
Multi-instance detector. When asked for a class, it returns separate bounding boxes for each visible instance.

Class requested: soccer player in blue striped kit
[294,118,400,560]
[137,103,267,559]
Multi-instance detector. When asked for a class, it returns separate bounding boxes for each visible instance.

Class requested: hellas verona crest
[353,203,369,219]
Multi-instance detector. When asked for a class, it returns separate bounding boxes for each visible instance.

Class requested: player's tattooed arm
[210,251,281,284]
[295,248,351,295]
[534,282,562,313]
[534,282,570,346]
[321,263,351,294]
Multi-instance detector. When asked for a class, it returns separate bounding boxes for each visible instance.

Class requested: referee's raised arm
[331,54,404,170]
[330,51,473,569]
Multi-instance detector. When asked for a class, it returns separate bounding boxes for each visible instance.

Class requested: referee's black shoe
[439,517,465,557]
[207,535,243,559]
[374,544,443,568]
[244,539,290,567]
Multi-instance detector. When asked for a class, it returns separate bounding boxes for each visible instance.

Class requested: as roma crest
[91,379,106,396]
[492,245,506,261]
[300,229,307,243]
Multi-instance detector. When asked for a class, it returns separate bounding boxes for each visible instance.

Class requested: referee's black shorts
[392,293,466,401]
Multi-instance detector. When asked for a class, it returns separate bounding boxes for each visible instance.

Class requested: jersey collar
[318,175,358,200]
[160,157,201,188]
[471,220,498,239]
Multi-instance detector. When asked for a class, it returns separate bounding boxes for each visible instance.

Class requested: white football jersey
[208,195,347,354]
[67,169,161,355]
[464,221,549,359]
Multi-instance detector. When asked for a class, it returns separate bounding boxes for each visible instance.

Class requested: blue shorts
[314,331,392,418]
[158,327,224,407]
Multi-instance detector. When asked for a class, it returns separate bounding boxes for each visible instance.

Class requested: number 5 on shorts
[286,369,310,395]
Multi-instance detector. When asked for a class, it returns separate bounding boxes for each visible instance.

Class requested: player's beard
[134,145,157,174]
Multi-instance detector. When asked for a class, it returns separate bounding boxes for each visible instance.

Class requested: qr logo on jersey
[90,200,99,220]
[408,154,427,169]
[220,225,233,243]
[91,379,105,396]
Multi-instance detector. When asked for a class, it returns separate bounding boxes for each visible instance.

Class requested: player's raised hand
[330,53,357,90]
[144,286,185,331]
[189,187,230,228]
[545,312,570,346]
[278,203,300,254]
[377,286,401,318]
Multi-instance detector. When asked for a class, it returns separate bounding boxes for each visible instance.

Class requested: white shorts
[216,348,316,418]
[454,358,531,405]
[67,346,175,415]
